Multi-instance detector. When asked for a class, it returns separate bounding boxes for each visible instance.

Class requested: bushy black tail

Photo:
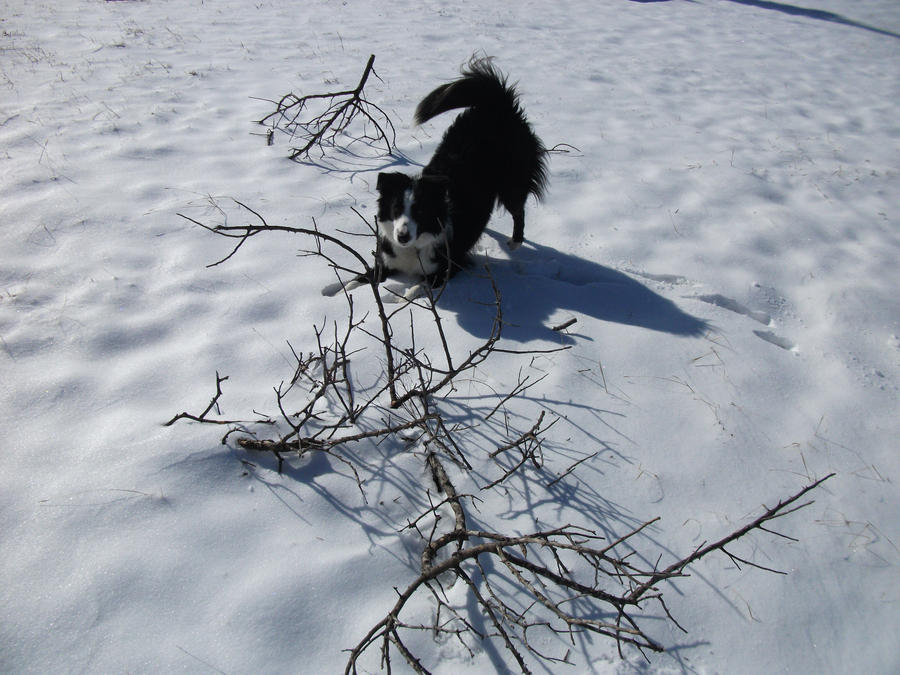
[414,56,519,125]
[415,56,548,204]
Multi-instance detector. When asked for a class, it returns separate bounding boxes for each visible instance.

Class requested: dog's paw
[379,282,404,303]
[506,237,524,251]
[382,282,427,304]
[322,278,367,297]
[402,283,429,302]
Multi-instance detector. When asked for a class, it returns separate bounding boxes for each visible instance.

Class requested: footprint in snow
[693,293,797,351]
[753,330,797,351]
[695,293,772,325]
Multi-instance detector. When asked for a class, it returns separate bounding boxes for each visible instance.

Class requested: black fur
[330,57,547,298]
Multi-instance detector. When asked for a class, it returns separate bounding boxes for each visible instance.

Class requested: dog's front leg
[381,267,449,304]
[321,263,389,297]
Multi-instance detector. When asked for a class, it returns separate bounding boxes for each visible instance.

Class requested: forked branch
[346,472,835,673]
[169,197,835,673]
[257,54,396,160]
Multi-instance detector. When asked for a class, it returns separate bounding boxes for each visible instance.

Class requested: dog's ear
[376,172,412,194]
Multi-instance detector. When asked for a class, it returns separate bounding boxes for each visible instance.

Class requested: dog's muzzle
[393,218,412,246]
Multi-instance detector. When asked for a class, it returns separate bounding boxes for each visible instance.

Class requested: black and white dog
[323,56,547,300]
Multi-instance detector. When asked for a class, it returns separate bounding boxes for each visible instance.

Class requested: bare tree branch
[169,197,836,673]
[257,54,396,161]
[346,473,834,672]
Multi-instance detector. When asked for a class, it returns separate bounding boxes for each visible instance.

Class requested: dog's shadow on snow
[439,231,708,343]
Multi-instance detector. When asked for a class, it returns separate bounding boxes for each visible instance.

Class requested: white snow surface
[2,0,899,673]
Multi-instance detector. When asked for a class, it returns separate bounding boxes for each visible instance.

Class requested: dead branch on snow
[169,198,835,673]
[257,54,396,160]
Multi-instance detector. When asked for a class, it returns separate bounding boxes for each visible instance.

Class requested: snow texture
[1,0,898,673]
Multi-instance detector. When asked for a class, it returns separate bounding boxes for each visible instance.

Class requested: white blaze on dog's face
[377,171,450,249]
[375,171,452,281]
[377,173,417,247]
[387,188,417,248]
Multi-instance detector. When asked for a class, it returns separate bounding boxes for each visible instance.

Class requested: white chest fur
[379,214,452,278]
[383,232,445,276]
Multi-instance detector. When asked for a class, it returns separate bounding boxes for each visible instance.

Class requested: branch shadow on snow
[293,144,423,184]
[439,230,709,344]
[238,433,436,571]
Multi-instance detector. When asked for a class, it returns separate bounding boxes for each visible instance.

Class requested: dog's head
[376,172,449,248]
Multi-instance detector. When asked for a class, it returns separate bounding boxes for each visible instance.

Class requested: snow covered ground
[2,0,898,672]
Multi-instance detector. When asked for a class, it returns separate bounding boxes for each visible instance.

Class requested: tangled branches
[257,54,396,160]
[348,472,833,673]
[170,198,835,673]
